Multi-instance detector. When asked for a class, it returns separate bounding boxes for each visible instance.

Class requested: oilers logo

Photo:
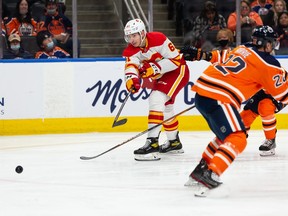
[19,23,34,36]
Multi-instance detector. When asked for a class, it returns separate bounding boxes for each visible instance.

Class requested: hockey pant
[195,93,247,176]
[241,96,277,140]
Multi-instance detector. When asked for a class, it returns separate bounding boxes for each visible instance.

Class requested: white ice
[0,130,287,216]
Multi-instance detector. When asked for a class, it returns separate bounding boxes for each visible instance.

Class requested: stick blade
[112,118,127,127]
[80,155,97,160]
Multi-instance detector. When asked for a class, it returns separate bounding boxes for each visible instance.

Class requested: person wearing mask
[38,0,79,57]
[3,33,34,59]
[35,30,70,58]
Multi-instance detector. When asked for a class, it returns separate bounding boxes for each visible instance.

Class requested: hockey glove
[125,74,141,93]
[139,62,162,79]
[180,45,203,61]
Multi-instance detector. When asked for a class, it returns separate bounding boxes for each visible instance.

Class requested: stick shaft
[112,90,132,127]
[80,105,195,160]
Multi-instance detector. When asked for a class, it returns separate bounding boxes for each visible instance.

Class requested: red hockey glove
[139,62,162,79]
[125,74,141,93]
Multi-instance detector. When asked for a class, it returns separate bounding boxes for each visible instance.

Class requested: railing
[111,0,125,31]
[123,0,153,31]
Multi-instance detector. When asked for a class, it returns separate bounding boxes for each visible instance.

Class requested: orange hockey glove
[125,74,141,93]
[139,62,162,79]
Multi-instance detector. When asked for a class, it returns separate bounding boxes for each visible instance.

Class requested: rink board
[0,58,287,135]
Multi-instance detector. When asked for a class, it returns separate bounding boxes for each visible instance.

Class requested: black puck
[15,165,23,174]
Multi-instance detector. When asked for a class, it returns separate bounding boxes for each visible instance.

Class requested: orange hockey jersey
[209,47,233,64]
[5,17,38,36]
[192,45,288,110]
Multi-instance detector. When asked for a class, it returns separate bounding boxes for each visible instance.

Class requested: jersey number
[215,55,246,75]
[168,42,176,51]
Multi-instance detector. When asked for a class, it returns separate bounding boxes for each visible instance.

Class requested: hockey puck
[15,165,23,174]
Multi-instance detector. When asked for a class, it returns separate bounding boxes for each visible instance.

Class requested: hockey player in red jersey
[180,25,288,192]
[122,18,190,161]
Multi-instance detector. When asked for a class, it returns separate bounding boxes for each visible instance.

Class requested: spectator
[274,11,288,54]
[212,28,235,55]
[29,0,46,22]
[5,0,38,36]
[227,0,263,43]
[3,33,34,59]
[271,0,287,27]
[251,0,274,25]
[35,30,70,58]
[251,0,273,15]
[184,1,226,48]
[2,2,11,37]
[38,0,79,57]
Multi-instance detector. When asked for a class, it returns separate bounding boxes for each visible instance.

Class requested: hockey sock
[209,132,246,175]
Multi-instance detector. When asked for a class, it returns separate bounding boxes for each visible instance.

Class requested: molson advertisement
[0,59,287,135]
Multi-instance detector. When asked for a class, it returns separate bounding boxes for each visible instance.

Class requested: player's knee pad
[258,99,276,117]
[224,131,247,154]
[149,90,169,111]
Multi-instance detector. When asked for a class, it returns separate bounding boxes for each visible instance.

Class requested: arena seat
[20,36,39,57]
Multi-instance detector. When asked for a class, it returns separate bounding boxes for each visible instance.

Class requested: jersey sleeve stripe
[194,82,241,110]
[198,77,242,106]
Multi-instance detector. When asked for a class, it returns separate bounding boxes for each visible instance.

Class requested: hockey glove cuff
[180,45,203,61]
[139,62,162,79]
[125,74,141,93]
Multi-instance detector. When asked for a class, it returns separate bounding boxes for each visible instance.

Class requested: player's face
[265,42,274,53]
[126,33,141,47]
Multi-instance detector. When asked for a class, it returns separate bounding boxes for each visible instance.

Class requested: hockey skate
[159,133,184,154]
[134,137,160,161]
[189,159,222,189]
[259,139,276,156]
[184,158,208,187]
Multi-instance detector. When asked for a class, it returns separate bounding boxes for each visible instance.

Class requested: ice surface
[0,130,287,216]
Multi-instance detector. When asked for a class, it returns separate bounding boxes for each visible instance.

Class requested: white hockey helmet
[124,18,146,42]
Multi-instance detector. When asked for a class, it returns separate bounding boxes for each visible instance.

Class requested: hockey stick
[80,105,196,160]
[112,89,132,127]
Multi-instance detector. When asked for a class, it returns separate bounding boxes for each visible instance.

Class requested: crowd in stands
[170,0,288,55]
[1,0,78,59]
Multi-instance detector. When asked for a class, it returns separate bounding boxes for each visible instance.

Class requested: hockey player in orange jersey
[240,89,286,156]
[180,26,288,192]
[181,28,286,157]
[122,18,190,161]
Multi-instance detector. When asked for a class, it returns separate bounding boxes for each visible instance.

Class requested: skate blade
[160,149,184,154]
[194,183,230,198]
[134,152,161,161]
[184,177,199,187]
[260,149,275,156]
[194,184,210,197]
